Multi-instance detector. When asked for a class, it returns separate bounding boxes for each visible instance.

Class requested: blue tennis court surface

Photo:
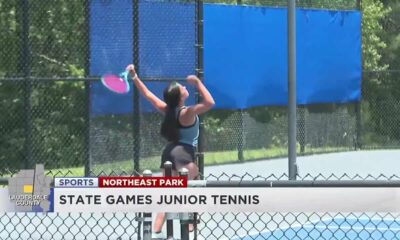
[236,217,400,240]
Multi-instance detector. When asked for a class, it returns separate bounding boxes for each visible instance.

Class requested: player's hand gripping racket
[101,70,131,94]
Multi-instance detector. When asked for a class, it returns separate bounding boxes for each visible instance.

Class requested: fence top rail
[0,76,188,82]
[2,177,400,188]
[2,71,398,83]
[188,180,400,187]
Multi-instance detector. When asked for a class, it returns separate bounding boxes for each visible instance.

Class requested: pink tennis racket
[101,71,130,94]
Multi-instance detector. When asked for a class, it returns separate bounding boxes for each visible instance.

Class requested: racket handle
[120,70,137,81]
[119,70,130,81]
[125,64,137,79]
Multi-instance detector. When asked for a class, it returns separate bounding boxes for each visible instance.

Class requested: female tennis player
[126,64,215,234]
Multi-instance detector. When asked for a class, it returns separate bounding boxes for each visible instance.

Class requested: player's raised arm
[126,64,167,113]
[185,75,215,115]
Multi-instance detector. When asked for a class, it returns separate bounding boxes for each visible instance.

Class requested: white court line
[331,216,400,222]
[232,216,400,240]
[303,224,400,232]
[230,216,335,240]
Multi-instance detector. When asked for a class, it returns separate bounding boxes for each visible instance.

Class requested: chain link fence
[1,0,400,238]
[2,171,400,239]
[2,211,400,240]
[0,78,89,175]
[2,0,398,176]
[0,0,90,176]
[0,212,139,240]
[361,71,400,149]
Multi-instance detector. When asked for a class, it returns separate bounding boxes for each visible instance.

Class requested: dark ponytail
[161,82,181,143]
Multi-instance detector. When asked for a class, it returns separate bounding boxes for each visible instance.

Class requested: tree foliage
[361,0,391,71]
[381,0,400,70]
[0,0,87,173]
[0,0,398,173]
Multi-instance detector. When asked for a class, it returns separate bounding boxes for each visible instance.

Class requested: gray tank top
[176,107,199,146]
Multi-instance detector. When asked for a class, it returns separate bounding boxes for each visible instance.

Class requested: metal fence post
[142,169,152,240]
[356,0,361,9]
[288,0,298,180]
[164,161,174,239]
[84,0,91,177]
[196,0,205,179]
[236,0,244,163]
[133,0,141,174]
[21,0,33,169]
[179,168,190,240]
[355,0,362,150]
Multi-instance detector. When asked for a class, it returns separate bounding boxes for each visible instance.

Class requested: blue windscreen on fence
[90,0,134,115]
[204,5,362,108]
[90,2,362,115]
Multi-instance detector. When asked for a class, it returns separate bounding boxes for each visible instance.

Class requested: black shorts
[161,142,195,170]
